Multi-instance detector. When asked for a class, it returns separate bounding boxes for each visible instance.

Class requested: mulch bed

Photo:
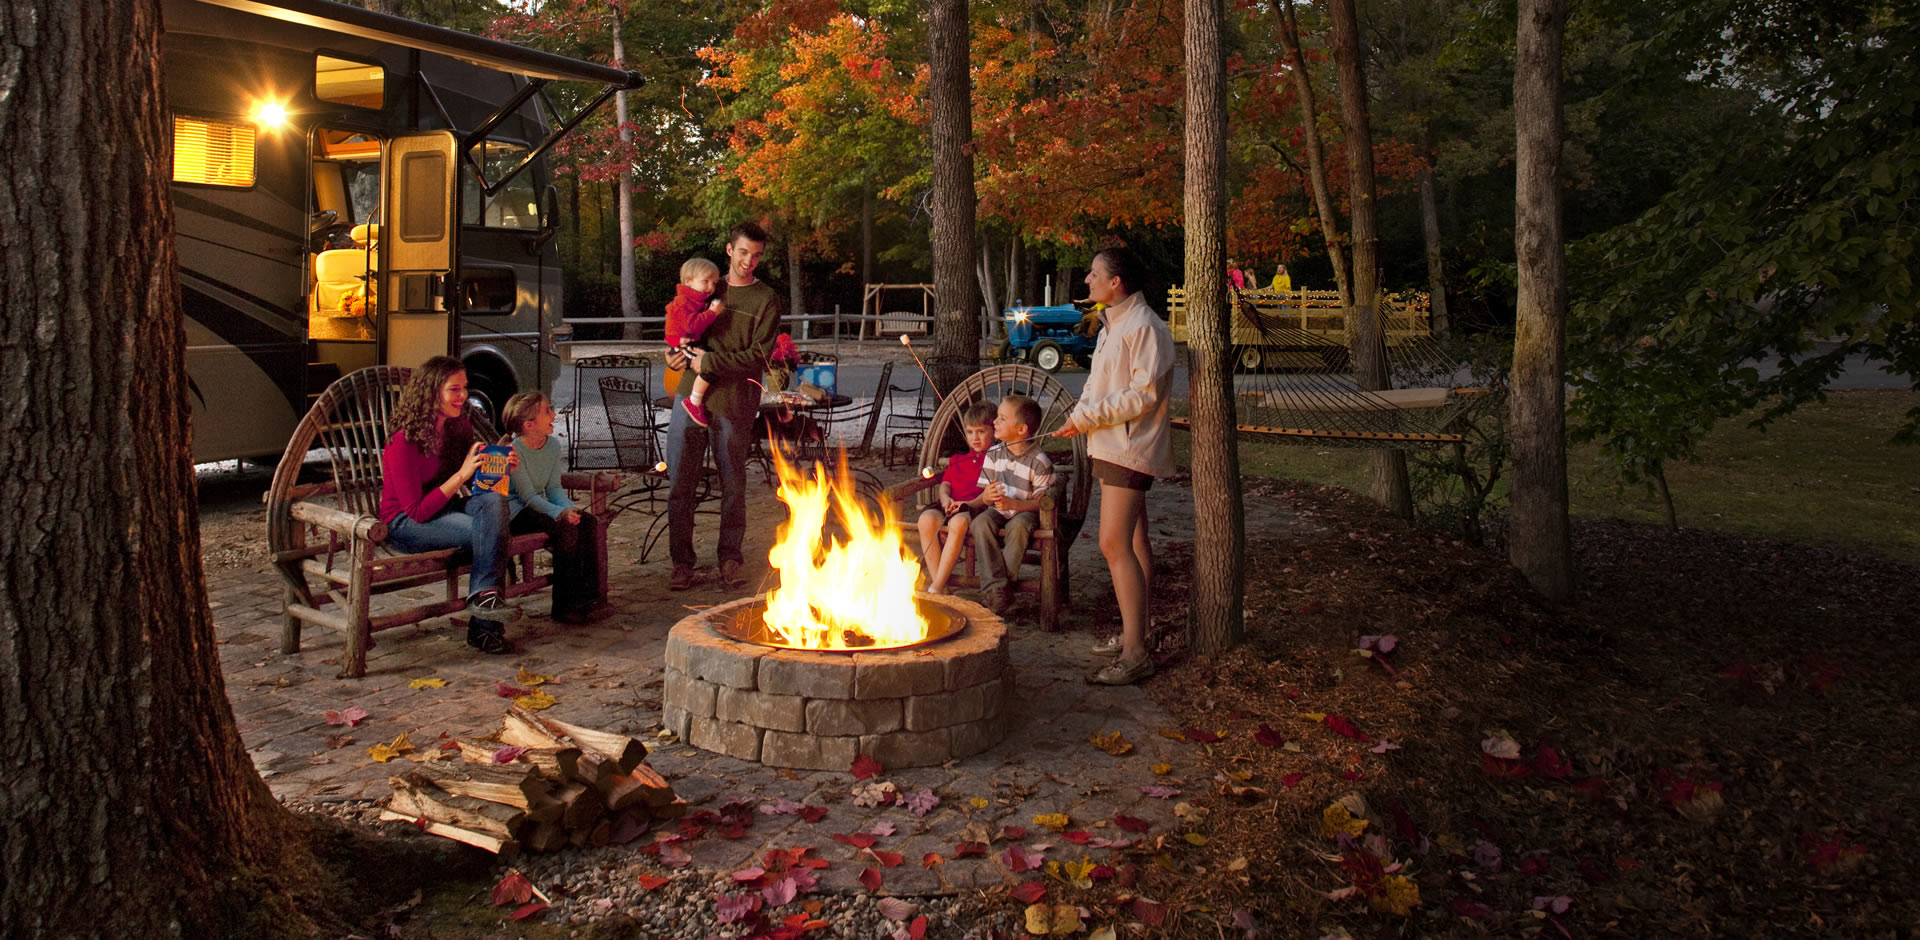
[1104,478,1920,937]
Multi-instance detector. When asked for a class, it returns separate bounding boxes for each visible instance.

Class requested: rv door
[381,130,459,368]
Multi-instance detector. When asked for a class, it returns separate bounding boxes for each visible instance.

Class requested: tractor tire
[1032,341,1065,373]
[993,338,1012,362]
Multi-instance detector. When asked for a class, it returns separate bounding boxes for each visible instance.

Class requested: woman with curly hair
[378,356,519,654]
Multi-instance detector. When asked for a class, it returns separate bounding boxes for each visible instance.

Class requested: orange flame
[762,447,929,649]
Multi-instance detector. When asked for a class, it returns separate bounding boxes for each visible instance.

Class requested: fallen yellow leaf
[1299,711,1328,722]
[1320,802,1368,839]
[1088,731,1133,756]
[1062,856,1096,889]
[517,668,550,687]
[1032,813,1070,831]
[408,677,447,690]
[1371,874,1421,916]
[1227,856,1248,871]
[514,689,557,711]
[367,731,414,763]
[1088,928,1117,940]
[970,797,990,810]
[1157,727,1187,741]
[1024,902,1080,935]
[1151,762,1172,775]
[1183,832,1208,846]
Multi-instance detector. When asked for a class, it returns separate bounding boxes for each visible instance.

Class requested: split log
[654,797,689,820]
[553,781,607,830]
[453,736,578,781]
[412,762,549,811]
[531,712,648,774]
[379,810,518,858]
[500,708,612,789]
[620,764,677,809]
[387,773,530,841]
[524,821,569,853]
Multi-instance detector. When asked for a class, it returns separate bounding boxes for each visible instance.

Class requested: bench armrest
[881,474,942,509]
[290,500,387,542]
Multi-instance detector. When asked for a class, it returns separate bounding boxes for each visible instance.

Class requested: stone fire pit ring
[662,593,1012,770]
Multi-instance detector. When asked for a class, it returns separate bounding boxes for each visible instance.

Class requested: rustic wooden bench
[881,365,1091,630]
[265,366,616,678]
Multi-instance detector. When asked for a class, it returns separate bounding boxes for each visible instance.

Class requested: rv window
[173,115,255,187]
[461,140,541,231]
[315,55,385,110]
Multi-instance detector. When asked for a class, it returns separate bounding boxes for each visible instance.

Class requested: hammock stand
[1174,292,1499,448]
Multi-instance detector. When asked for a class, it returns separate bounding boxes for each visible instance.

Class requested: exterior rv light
[254,101,289,129]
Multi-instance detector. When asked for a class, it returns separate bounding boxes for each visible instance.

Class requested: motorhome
[164,0,641,462]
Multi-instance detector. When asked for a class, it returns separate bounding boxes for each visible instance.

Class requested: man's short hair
[1003,395,1042,434]
[502,391,549,435]
[727,221,770,248]
[962,402,996,428]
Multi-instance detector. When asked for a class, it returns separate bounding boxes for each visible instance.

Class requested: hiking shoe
[1087,655,1154,686]
[467,620,516,655]
[553,601,614,625]
[720,559,748,588]
[469,590,522,622]
[682,399,710,428]
[669,563,695,591]
[981,587,1013,615]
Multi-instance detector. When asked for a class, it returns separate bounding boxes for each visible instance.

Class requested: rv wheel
[464,362,515,428]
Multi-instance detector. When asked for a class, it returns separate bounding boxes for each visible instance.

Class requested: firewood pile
[379,705,682,857]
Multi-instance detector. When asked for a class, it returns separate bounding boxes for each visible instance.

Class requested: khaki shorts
[1092,458,1154,491]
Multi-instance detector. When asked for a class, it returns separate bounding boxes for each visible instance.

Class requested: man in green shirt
[665,222,783,590]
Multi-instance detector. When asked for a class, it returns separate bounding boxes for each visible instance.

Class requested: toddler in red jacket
[667,256,726,427]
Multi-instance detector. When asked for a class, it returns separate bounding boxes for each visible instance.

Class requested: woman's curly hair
[392,356,471,458]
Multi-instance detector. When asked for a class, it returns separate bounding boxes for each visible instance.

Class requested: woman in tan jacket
[1055,247,1175,685]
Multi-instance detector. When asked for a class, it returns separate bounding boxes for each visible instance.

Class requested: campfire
[751,449,939,651]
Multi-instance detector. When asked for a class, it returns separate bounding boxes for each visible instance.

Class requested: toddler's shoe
[682,399,710,428]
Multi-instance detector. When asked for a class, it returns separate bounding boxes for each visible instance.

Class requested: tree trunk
[1328,0,1412,518]
[613,11,641,340]
[1185,0,1245,655]
[787,235,805,329]
[1273,0,1351,305]
[929,0,980,390]
[861,185,874,297]
[1652,462,1678,532]
[1418,122,1450,335]
[1509,0,1574,600]
[0,3,312,934]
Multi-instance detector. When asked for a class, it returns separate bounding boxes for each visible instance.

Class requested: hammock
[1168,288,1495,447]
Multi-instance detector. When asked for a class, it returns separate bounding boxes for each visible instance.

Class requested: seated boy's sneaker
[682,399,710,428]
[981,586,1013,615]
[467,619,516,655]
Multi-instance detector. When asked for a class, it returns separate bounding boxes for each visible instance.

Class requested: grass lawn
[1174,388,1919,559]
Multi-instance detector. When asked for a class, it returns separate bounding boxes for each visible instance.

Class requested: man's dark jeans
[666,393,752,567]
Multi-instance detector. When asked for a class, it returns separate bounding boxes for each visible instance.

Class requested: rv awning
[192,0,645,89]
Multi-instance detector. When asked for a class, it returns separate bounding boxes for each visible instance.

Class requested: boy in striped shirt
[969,395,1056,614]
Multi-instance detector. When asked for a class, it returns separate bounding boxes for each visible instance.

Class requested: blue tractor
[998,301,1100,372]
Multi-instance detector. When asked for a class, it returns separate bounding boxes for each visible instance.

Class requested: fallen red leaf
[1089,865,1116,880]
[1341,770,1366,781]
[798,805,829,823]
[999,825,1027,841]
[1297,599,1325,615]
[637,874,670,892]
[851,754,884,780]
[907,915,927,940]
[494,682,532,698]
[1132,898,1168,925]
[833,832,878,848]
[508,903,547,921]
[1448,897,1489,919]
[1281,772,1307,788]
[858,867,883,891]
[1533,745,1571,778]
[921,852,944,869]
[1062,831,1092,844]
[1481,754,1531,779]
[1521,856,1551,875]
[955,841,988,858]
[869,849,904,868]
[1009,881,1046,904]
[1323,715,1368,741]
[1113,815,1151,833]
[1253,723,1285,748]
[1182,727,1221,743]
[491,871,533,907]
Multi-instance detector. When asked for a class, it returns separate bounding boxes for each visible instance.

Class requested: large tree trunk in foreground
[1509,0,1574,600]
[0,2,312,935]
[1328,0,1413,519]
[1186,0,1244,654]
[1273,0,1351,305]
[928,0,980,393]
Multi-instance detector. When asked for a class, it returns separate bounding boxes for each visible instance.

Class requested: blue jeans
[666,392,752,567]
[387,491,511,600]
